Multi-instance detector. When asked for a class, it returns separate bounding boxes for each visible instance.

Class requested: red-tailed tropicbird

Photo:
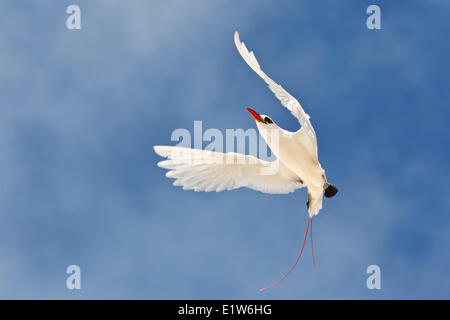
[154,31,338,291]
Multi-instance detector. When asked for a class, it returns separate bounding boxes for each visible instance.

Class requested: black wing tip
[324,184,338,198]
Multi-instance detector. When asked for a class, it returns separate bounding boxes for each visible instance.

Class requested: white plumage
[233,32,318,158]
[154,146,304,194]
[154,31,337,218]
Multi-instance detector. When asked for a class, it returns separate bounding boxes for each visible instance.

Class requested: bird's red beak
[246,108,263,122]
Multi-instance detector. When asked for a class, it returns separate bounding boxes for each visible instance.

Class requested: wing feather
[234,31,318,157]
[154,146,304,194]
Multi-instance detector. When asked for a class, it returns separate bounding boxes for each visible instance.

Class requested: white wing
[234,31,318,157]
[154,146,305,194]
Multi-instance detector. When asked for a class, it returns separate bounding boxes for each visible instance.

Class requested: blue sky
[0,0,449,299]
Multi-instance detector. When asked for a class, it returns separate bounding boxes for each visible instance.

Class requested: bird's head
[246,107,277,128]
[246,108,280,145]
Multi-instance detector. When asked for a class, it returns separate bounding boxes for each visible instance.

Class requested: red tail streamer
[311,217,316,270]
[259,216,311,292]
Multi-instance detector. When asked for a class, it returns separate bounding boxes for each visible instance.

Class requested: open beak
[246,107,263,122]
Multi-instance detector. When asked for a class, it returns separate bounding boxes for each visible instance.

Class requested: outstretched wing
[234,31,318,157]
[154,146,304,194]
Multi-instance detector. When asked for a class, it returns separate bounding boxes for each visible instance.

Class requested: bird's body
[256,123,328,217]
[154,31,338,290]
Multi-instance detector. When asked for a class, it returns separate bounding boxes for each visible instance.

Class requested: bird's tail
[259,215,314,292]
[307,192,323,217]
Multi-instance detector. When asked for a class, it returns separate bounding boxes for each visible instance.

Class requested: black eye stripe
[264,117,273,124]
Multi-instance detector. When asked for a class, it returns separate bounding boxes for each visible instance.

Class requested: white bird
[154,31,338,291]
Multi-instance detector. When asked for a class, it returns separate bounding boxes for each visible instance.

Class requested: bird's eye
[264,117,273,124]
